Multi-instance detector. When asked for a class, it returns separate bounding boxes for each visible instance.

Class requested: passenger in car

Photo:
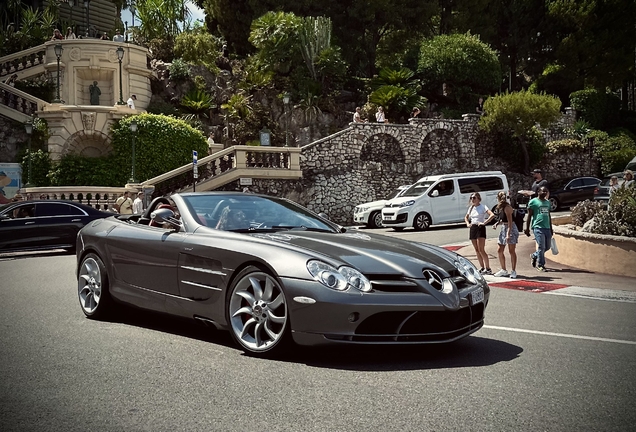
[215,207,248,230]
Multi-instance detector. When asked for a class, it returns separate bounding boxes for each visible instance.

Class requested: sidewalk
[453,235,636,293]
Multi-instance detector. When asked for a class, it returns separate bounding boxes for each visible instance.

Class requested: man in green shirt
[524,186,552,272]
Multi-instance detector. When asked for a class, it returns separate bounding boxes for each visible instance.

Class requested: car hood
[250,230,458,277]
[356,199,387,209]
[385,196,421,206]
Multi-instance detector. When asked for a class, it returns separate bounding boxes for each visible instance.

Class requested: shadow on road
[107,306,522,370]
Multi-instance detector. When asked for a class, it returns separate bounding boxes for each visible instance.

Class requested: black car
[545,176,601,211]
[0,200,111,253]
[593,173,624,207]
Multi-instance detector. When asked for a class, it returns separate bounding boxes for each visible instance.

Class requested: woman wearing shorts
[492,191,518,278]
[464,192,495,275]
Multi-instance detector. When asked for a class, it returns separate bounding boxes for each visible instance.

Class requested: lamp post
[283,92,290,147]
[53,44,63,103]
[84,0,90,37]
[116,46,125,105]
[24,122,34,188]
[68,0,75,32]
[129,120,138,183]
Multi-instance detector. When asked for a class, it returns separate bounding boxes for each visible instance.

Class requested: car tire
[78,253,114,320]
[368,211,383,229]
[413,212,432,231]
[227,266,291,357]
[549,197,559,212]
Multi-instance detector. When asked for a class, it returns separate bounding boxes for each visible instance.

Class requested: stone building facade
[223,110,597,225]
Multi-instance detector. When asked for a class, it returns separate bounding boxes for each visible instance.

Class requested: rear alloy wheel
[78,253,113,319]
[228,266,289,356]
[413,212,432,231]
[368,211,383,229]
[549,197,559,212]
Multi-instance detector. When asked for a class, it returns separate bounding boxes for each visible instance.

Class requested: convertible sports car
[76,192,489,356]
[0,200,111,253]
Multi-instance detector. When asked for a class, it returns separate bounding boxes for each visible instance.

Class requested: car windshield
[386,186,409,200]
[181,194,338,233]
[400,181,434,197]
[549,178,572,190]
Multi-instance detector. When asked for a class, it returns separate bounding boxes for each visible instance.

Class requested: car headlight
[307,260,372,292]
[455,255,484,284]
[400,200,415,207]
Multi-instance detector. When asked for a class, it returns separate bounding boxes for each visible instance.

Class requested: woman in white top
[375,106,386,123]
[66,27,77,39]
[464,192,495,275]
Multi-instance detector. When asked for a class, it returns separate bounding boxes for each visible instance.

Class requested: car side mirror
[430,190,439,197]
[0,214,9,221]
[151,208,181,231]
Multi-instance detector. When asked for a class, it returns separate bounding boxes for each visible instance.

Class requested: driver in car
[215,207,248,230]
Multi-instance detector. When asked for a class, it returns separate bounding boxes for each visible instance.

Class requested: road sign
[193,165,198,179]
[239,177,253,186]
[193,150,198,165]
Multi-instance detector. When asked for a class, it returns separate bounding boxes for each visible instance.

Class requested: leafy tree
[479,90,561,173]
[418,33,501,105]
[180,89,215,119]
[369,68,426,121]
[587,129,636,175]
[21,149,51,187]
[569,89,621,131]
[249,11,303,74]
[197,0,263,56]
[134,0,190,43]
[174,29,224,68]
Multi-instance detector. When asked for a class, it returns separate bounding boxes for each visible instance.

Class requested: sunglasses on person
[470,196,478,200]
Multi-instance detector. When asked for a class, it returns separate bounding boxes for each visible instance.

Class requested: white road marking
[484,325,636,345]
[543,286,636,304]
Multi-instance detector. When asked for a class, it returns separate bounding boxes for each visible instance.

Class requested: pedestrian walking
[114,191,133,214]
[464,192,495,275]
[133,191,144,214]
[524,186,552,272]
[492,191,518,278]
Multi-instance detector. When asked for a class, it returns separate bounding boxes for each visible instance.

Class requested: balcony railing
[0,44,47,78]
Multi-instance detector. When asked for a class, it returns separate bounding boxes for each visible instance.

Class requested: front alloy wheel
[78,253,112,319]
[228,267,289,355]
[413,212,432,231]
[368,211,383,229]
[549,197,559,212]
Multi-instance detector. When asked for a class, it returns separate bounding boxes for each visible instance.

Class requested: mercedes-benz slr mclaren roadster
[76,192,489,357]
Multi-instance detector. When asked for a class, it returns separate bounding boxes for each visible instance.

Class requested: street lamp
[84,0,90,37]
[53,44,63,103]
[129,120,138,183]
[68,0,75,32]
[116,46,125,105]
[24,122,34,188]
[283,92,290,147]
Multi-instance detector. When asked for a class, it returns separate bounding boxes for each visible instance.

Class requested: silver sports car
[76,192,489,357]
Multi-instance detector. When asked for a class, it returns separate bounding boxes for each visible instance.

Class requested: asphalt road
[1,222,635,432]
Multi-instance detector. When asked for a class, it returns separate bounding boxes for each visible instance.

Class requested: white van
[353,184,411,228]
[381,171,509,231]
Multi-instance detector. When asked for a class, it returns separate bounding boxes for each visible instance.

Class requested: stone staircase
[0,44,49,122]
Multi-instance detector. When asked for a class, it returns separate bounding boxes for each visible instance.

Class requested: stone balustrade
[0,44,47,79]
[18,186,134,212]
[0,83,47,121]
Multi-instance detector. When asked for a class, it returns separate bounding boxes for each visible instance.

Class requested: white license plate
[470,287,484,305]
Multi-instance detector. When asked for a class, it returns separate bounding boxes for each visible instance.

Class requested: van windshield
[401,181,434,197]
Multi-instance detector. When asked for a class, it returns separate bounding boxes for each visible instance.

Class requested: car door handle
[25,221,35,225]
[71,219,81,222]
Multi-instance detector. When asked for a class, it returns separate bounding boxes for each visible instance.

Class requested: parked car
[625,156,636,172]
[381,171,509,231]
[545,176,601,211]
[353,185,410,228]
[593,173,624,207]
[76,192,489,357]
[0,200,111,253]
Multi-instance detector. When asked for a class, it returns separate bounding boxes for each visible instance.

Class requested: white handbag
[550,237,559,255]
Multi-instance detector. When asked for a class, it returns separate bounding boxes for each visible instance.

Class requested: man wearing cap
[519,169,548,198]
[133,191,145,214]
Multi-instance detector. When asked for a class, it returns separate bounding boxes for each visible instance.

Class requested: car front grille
[324,303,485,343]
[368,271,470,293]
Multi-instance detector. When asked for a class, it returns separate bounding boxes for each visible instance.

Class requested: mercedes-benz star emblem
[423,269,444,290]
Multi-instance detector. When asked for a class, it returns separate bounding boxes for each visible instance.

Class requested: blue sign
[193,150,198,165]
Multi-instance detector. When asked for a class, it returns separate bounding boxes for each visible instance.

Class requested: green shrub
[109,113,208,184]
[48,154,121,187]
[14,75,55,103]
[148,38,175,62]
[589,128,636,175]
[569,89,621,130]
[174,30,223,70]
[180,89,215,117]
[168,58,190,82]
[146,100,179,116]
[591,186,636,237]
[570,200,604,227]
[21,149,51,187]
[545,138,586,154]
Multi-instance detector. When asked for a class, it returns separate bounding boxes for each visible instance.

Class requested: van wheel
[413,212,432,231]
[549,197,559,212]
[368,211,383,229]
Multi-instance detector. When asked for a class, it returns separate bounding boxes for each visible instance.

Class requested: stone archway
[420,128,460,172]
[63,130,113,157]
[360,133,405,163]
